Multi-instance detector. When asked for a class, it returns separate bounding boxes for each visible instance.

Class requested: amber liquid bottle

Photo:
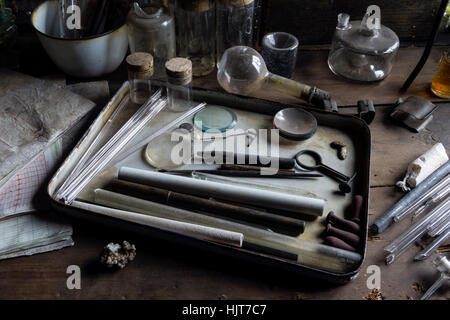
[431,50,450,99]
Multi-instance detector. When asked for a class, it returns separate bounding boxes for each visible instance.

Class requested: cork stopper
[219,0,254,7]
[126,52,154,74]
[165,57,193,78]
[180,0,212,12]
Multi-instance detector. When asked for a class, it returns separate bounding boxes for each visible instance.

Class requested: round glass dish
[193,106,237,132]
[144,128,191,169]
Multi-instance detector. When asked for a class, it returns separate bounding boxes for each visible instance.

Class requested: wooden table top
[0,47,449,300]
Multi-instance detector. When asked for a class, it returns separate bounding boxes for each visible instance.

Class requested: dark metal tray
[48,82,371,284]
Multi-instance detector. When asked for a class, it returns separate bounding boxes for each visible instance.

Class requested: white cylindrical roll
[71,200,243,247]
[94,189,361,272]
[119,167,325,216]
[406,143,449,188]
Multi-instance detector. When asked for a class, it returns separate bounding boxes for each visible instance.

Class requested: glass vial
[216,0,259,66]
[126,52,154,104]
[127,2,176,79]
[175,0,215,76]
[165,57,193,112]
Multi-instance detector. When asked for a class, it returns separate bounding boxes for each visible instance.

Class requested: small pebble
[330,141,346,149]
[364,288,385,300]
[330,141,347,160]
[100,240,136,269]
[339,146,347,160]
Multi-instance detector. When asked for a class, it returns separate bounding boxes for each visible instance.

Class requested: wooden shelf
[194,47,449,107]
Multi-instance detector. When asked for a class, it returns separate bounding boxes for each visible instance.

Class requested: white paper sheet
[0,212,73,260]
[0,140,62,218]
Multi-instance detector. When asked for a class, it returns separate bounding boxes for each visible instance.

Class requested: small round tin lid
[273,108,317,140]
[126,52,154,72]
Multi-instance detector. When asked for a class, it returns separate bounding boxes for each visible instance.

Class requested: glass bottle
[175,0,215,76]
[431,50,450,99]
[216,0,259,66]
[126,52,154,104]
[165,57,193,112]
[127,2,176,79]
[328,7,399,82]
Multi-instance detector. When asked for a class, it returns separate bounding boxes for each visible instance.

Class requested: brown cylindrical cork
[180,0,212,11]
[165,57,192,85]
[126,52,154,79]
[325,224,361,247]
[219,0,254,7]
[326,211,360,234]
[324,236,357,252]
[350,195,363,224]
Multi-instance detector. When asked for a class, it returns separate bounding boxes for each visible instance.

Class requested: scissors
[295,150,356,194]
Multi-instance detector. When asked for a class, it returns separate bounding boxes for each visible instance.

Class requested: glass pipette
[393,174,450,223]
[385,198,450,254]
[415,228,450,261]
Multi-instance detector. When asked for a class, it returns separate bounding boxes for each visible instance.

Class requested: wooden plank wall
[263,0,442,45]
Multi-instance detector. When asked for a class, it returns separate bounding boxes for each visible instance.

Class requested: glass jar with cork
[216,0,259,67]
[165,57,193,112]
[126,52,154,105]
[127,2,176,79]
[175,0,215,76]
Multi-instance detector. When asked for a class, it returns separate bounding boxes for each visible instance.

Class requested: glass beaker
[431,50,450,99]
[261,32,299,78]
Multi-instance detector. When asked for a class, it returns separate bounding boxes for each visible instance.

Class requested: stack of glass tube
[55,90,166,204]
[384,174,450,264]
[393,174,450,223]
